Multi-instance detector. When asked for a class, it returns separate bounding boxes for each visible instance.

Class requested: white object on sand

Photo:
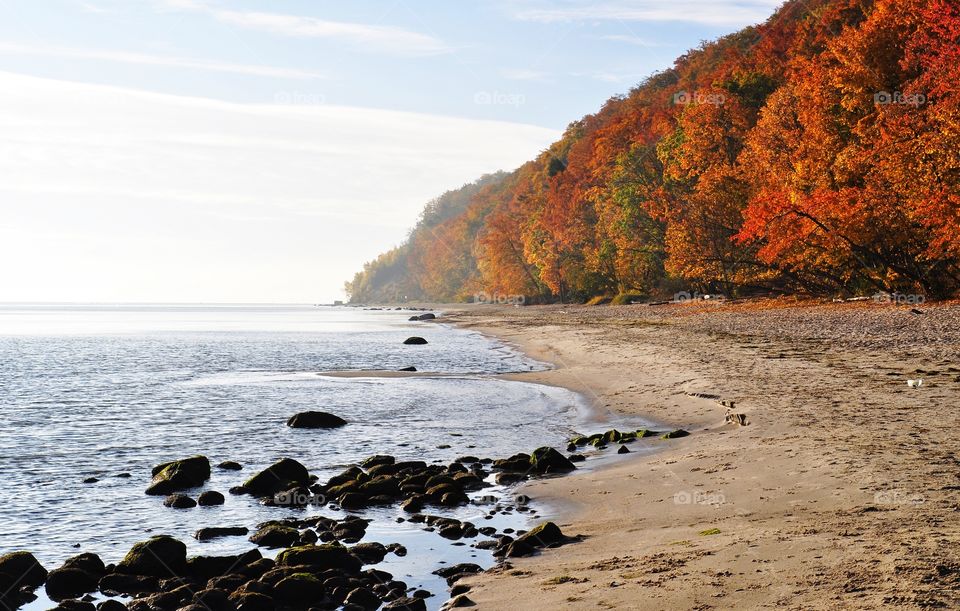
[907,379,923,388]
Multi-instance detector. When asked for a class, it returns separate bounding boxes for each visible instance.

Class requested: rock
[529,447,576,474]
[361,455,395,469]
[433,564,482,579]
[116,536,187,577]
[617,445,630,454]
[401,495,426,513]
[241,458,310,496]
[402,337,428,345]
[661,429,690,439]
[186,550,260,581]
[516,522,567,549]
[350,542,388,564]
[344,586,381,609]
[46,567,101,600]
[384,596,427,611]
[163,494,197,508]
[495,472,525,485]
[274,573,326,606]
[96,601,128,611]
[439,524,463,540]
[228,591,273,610]
[145,456,211,495]
[417,313,436,320]
[286,411,348,429]
[398,366,417,372]
[82,477,98,484]
[568,453,586,462]
[194,526,248,541]
[197,491,225,506]
[193,587,230,609]
[446,594,476,607]
[440,491,469,506]
[61,553,105,577]
[0,551,48,588]
[97,573,158,595]
[492,453,530,472]
[326,466,364,487]
[249,524,299,548]
[216,461,242,470]
[276,545,362,573]
[339,492,369,510]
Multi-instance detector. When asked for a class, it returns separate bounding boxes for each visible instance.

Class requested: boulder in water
[403,337,428,345]
[145,456,210,496]
[286,411,347,428]
[116,536,187,577]
[241,458,310,497]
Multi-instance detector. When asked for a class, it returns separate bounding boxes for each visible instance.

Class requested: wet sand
[442,299,960,610]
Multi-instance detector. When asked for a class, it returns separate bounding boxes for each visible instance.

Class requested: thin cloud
[501,68,550,81]
[513,0,783,26]
[0,42,325,80]
[159,1,452,56]
[598,34,663,47]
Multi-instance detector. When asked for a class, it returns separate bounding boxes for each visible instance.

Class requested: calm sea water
[0,304,647,609]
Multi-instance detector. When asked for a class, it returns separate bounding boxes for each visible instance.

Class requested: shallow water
[0,304,653,609]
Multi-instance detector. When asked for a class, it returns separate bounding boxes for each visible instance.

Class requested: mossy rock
[603,429,622,443]
[249,524,299,548]
[274,573,326,606]
[145,455,210,496]
[516,521,567,548]
[0,551,48,588]
[275,544,361,573]
[699,528,721,536]
[529,447,575,474]
[242,458,309,497]
[635,429,657,438]
[116,536,187,577]
[661,429,690,439]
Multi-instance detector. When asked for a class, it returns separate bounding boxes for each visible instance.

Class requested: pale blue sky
[0,0,782,303]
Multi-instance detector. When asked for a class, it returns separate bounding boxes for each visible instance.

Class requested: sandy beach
[445,299,960,610]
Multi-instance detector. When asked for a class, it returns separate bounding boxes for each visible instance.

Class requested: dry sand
[442,299,960,610]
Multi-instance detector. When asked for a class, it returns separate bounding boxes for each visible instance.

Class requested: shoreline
[439,300,960,610]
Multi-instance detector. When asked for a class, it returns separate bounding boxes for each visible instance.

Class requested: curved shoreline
[438,301,960,610]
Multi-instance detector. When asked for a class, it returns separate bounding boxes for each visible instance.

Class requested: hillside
[346,0,960,304]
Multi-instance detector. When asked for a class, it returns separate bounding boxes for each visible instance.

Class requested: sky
[0,0,783,303]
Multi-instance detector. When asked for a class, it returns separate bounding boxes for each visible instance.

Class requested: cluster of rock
[0,534,432,611]
[23,435,597,611]
[567,427,690,453]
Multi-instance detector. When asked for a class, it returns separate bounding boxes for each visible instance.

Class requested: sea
[0,304,650,609]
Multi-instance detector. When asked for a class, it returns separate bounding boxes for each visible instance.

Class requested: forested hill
[346,0,960,304]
